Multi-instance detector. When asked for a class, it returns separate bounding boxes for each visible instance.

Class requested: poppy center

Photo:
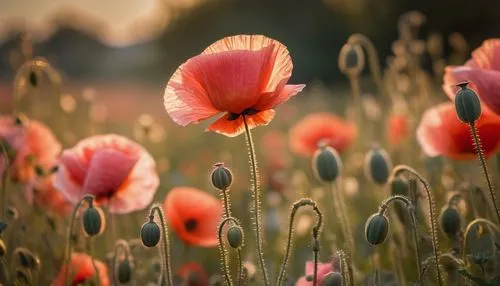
[184,218,198,232]
[227,108,259,121]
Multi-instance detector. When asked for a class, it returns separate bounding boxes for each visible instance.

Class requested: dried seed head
[365,213,389,245]
[141,220,161,247]
[364,146,392,185]
[439,206,461,236]
[116,259,133,284]
[312,145,342,183]
[210,163,233,190]
[454,81,481,124]
[322,272,343,286]
[82,205,105,237]
[338,43,365,76]
[14,248,40,270]
[227,225,243,249]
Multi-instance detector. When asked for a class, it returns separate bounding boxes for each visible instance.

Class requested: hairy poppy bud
[116,259,133,284]
[364,147,392,185]
[29,71,38,87]
[322,272,343,286]
[141,220,161,247]
[82,205,105,237]
[227,225,243,249]
[454,82,481,124]
[313,145,342,182]
[338,43,365,76]
[211,163,233,190]
[390,177,409,196]
[365,213,389,245]
[439,206,461,236]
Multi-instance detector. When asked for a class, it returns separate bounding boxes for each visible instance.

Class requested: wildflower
[416,102,500,160]
[163,35,305,137]
[55,134,159,214]
[23,175,71,216]
[296,261,334,286]
[53,252,109,286]
[289,113,356,157]
[386,114,409,145]
[164,187,222,247]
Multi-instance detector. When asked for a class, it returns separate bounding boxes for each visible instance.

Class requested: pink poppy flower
[443,39,500,115]
[163,35,305,137]
[417,102,500,160]
[0,115,61,183]
[296,261,334,285]
[55,134,159,214]
[53,252,109,286]
[24,175,72,216]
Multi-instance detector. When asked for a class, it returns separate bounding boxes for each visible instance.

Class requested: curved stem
[462,218,500,261]
[90,238,101,286]
[337,250,353,286]
[469,123,500,223]
[392,165,443,286]
[218,217,243,286]
[149,204,173,286]
[277,198,323,286]
[331,182,354,254]
[220,188,243,286]
[242,115,269,285]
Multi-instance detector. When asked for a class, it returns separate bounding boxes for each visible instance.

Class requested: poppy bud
[312,145,342,183]
[29,71,38,87]
[390,177,409,196]
[322,272,343,286]
[365,213,389,245]
[338,44,365,76]
[0,239,6,257]
[116,259,133,284]
[82,205,105,237]
[439,206,461,236]
[15,248,40,270]
[227,225,243,249]
[454,82,481,124]
[364,147,392,185]
[211,163,233,190]
[141,220,161,247]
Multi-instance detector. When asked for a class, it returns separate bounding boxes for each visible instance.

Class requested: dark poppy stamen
[227,113,240,121]
[242,108,259,116]
[184,218,197,232]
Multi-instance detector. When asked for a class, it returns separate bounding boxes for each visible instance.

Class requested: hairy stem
[218,217,243,286]
[277,198,323,286]
[90,238,101,286]
[337,250,353,286]
[242,115,268,285]
[469,123,500,223]
[331,182,354,254]
[149,204,173,286]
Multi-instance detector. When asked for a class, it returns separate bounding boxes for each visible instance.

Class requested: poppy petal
[205,110,276,137]
[471,39,500,71]
[255,84,306,111]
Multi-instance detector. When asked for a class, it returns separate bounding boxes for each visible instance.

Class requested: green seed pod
[365,213,389,245]
[82,205,105,237]
[312,146,342,183]
[116,259,133,284]
[322,272,343,286]
[454,81,481,124]
[227,225,243,249]
[28,71,38,87]
[211,163,233,190]
[338,43,365,76]
[0,240,6,257]
[439,206,461,236]
[390,177,409,196]
[141,221,161,247]
[364,147,392,185]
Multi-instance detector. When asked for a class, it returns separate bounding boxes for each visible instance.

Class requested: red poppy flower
[176,262,209,286]
[416,102,500,160]
[0,116,61,183]
[387,114,409,145]
[443,39,500,115]
[53,252,109,286]
[24,175,72,216]
[164,187,222,247]
[295,261,334,286]
[289,113,356,157]
[163,35,305,137]
[55,134,159,214]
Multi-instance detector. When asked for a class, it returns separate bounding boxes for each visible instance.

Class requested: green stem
[149,204,173,286]
[220,188,243,286]
[337,250,353,286]
[218,217,243,286]
[331,182,354,254]
[242,115,269,285]
[277,198,323,286]
[469,123,500,223]
[90,238,101,286]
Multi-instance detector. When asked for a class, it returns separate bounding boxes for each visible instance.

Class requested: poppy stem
[391,165,443,286]
[63,195,94,286]
[469,123,500,223]
[242,115,269,285]
[149,204,173,286]
[277,198,323,286]
[89,238,101,286]
[330,182,354,255]
[0,142,10,220]
[337,250,353,286]
[378,194,422,285]
[462,218,500,262]
[217,217,243,286]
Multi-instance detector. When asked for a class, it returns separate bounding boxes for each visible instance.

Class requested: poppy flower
[386,114,409,146]
[289,113,356,157]
[164,187,222,247]
[53,252,109,286]
[55,134,159,214]
[416,102,500,160]
[175,262,209,286]
[24,175,72,216]
[163,35,305,137]
[295,260,334,286]
[443,39,500,115]
[0,115,61,183]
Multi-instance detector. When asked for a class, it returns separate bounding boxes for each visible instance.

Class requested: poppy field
[3,9,500,286]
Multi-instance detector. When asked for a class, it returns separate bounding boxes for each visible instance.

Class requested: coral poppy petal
[53,253,109,286]
[255,84,306,110]
[471,39,500,71]
[206,110,276,137]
